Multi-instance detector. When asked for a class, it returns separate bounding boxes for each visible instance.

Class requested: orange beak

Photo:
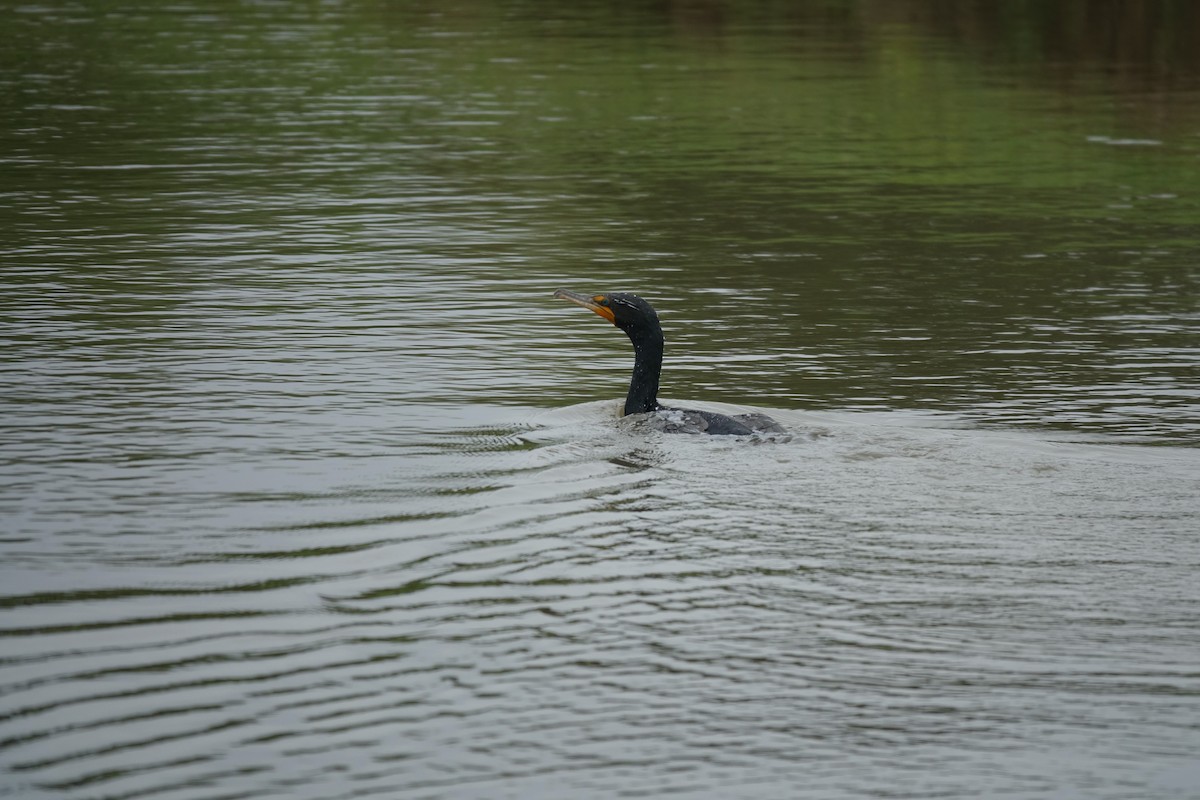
[553,288,615,324]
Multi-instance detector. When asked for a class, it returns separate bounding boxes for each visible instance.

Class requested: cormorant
[552,289,785,435]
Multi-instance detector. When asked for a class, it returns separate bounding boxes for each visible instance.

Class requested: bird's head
[552,289,662,341]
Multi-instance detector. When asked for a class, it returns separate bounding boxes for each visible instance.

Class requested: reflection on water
[2,2,1199,798]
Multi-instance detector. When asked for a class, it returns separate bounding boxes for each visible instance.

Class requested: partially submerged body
[638,407,787,435]
[552,289,786,437]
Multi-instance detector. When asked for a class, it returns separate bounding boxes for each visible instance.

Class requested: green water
[4,1,1198,440]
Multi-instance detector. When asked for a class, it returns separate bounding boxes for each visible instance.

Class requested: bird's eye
[593,295,608,305]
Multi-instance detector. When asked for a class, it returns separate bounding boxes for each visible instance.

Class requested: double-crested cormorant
[553,289,785,435]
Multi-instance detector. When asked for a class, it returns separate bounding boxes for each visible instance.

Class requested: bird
[552,289,785,435]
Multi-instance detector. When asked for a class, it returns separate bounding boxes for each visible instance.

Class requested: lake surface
[2,2,1199,798]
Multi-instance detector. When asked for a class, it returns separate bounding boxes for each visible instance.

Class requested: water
[2,2,1199,798]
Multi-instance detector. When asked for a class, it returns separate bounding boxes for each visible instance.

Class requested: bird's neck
[624,327,663,416]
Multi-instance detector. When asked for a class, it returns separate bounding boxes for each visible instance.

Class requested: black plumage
[553,289,785,435]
